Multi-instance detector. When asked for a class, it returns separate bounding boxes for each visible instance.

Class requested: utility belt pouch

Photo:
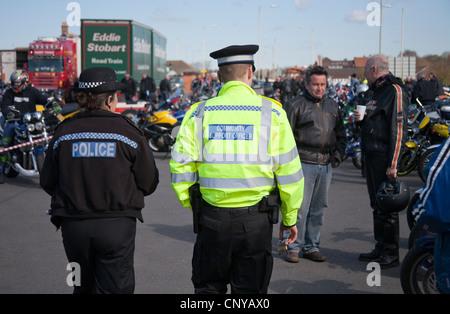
[189,183,202,234]
[259,187,281,224]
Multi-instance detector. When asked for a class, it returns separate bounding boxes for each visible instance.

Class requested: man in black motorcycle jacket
[355,55,409,269]
[283,66,346,263]
[283,70,346,167]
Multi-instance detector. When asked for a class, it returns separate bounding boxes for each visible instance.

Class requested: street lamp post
[401,7,405,79]
[379,1,392,55]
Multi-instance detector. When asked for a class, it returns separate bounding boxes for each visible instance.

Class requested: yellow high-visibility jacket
[170,80,304,226]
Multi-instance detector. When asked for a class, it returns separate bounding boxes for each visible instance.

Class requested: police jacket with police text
[1,86,48,118]
[40,110,159,225]
[360,73,409,169]
[283,90,346,165]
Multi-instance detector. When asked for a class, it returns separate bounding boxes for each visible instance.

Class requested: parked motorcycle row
[397,97,449,182]
[119,82,223,154]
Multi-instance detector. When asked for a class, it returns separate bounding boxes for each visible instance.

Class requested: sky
[1,0,449,70]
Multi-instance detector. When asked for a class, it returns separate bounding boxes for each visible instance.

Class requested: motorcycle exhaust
[12,163,39,177]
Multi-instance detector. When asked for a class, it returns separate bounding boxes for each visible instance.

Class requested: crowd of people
[260,70,447,109]
[118,72,173,105]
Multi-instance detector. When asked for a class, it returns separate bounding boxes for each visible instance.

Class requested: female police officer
[40,67,159,293]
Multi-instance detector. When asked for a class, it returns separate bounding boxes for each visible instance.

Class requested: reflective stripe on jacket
[170,81,304,226]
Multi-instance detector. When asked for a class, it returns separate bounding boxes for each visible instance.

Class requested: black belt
[203,201,261,215]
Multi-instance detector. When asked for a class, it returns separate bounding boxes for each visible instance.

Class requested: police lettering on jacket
[72,142,116,158]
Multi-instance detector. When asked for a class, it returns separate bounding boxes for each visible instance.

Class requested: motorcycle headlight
[35,122,43,131]
[27,124,35,132]
[412,127,420,134]
[23,113,32,123]
[33,111,43,120]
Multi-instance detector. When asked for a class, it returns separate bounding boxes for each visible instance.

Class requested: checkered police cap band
[78,81,106,89]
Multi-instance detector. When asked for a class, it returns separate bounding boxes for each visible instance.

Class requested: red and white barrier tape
[0,136,52,154]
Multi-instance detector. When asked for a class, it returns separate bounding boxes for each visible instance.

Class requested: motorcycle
[400,231,442,294]
[0,106,51,178]
[416,110,449,182]
[342,112,362,169]
[401,158,446,294]
[402,190,440,293]
[402,206,445,294]
[134,101,181,153]
[157,88,190,123]
[37,100,80,135]
[397,100,448,177]
[344,139,362,169]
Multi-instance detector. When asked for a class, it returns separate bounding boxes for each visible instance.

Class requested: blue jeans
[288,163,332,254]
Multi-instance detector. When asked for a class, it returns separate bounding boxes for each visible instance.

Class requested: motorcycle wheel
[400,245,442,294]
[352,152,362,169]
[397,149,418,176]
[417,147,437,183]
[148,138,161,152]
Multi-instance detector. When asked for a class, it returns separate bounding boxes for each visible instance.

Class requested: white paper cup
[356,105,366,121]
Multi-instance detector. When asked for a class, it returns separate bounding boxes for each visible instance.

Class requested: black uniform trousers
[192,203,273,294]
[61,217,137,294]
[364,152,400,259]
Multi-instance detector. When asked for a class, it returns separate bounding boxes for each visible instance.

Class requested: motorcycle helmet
[10,70,29,93]
[376,180,410,213]
[356,84,369,96]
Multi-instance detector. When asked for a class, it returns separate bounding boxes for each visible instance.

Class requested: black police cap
[73,66,126,94]
[210,45,259,71]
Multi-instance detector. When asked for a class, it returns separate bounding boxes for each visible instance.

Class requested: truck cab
[28,37,79,102]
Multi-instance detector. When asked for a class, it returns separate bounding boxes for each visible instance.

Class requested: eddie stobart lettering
[87,32,127,52]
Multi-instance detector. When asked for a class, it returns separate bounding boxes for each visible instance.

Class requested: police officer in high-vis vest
[170,45,304,294]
